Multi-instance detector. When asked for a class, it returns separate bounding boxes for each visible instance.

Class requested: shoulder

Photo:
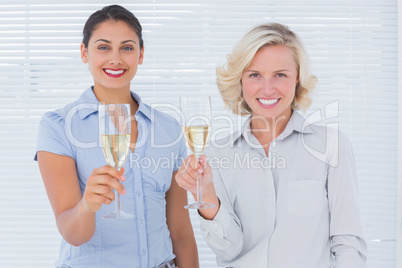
[302,123,353,167]
[36,101,80,158]
[205,129,242,157]
[39,100,80,129]
[146,103,181,128]
[143,103,184,147]
[306,123,351,146]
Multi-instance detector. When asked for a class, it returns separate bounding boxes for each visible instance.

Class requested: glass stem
[195,153,202,204]
[116,167,121,219]
[114,189,119,219]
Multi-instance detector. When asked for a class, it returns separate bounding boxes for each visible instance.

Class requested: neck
[93,85,139,116]
[93,85,132,103]
[250,111,292,142]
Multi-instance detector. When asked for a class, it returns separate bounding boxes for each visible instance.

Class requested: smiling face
[80,20,144,92]
[241,45,298,122]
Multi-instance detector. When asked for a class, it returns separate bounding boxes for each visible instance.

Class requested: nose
[262,78,275,94]
[109,50,122,65]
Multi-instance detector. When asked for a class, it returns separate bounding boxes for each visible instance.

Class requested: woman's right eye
[249,73,260,78]
[98,46,109,50]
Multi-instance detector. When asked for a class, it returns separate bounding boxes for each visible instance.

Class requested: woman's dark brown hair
[82,5,143,49]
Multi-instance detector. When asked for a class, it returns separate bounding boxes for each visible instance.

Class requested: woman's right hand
[38,152,123,245]
[81,165,127,213]
[175,154,214,195]
[176,154,220,219]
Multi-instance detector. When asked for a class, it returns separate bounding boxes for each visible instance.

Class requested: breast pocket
[287,180,326,217]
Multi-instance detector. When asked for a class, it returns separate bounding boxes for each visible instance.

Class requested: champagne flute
[180,96,215,209]
[99,104,133,219]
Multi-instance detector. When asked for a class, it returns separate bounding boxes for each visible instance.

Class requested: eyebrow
[275,69,292,72]
[245,69,292,73]
[94,39,137,45]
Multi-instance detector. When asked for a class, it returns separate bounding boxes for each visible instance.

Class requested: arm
[37,151,126,246]
[175,155,244,261]
[327,132,367,267]
[166,170,199,268]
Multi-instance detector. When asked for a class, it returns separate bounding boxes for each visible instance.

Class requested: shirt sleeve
[34,111,75,161]
[173,120,188,172]
[327,131,367,267]
[199,163,244,261]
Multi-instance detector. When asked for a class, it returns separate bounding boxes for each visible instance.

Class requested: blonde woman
[175,22,367,267]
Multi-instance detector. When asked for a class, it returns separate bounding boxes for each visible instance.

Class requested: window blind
[0,0,397,267]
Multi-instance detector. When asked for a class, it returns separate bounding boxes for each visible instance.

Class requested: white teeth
[105,69,124,75]
[258,98,279,105]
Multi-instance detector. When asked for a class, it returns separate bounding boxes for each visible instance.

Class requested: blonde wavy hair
[217,22,318,115]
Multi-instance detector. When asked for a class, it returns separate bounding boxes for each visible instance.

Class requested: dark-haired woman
[35,5,198,267]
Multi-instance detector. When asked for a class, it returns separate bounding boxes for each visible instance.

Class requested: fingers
[82,166,129,212]
[182,154,200,170]
[84,166,126,207]
[97,165,126,182]
[175,155,201,193]
[198,155,206,173]
[180,156,199,180]
[199,154,211,175]
[88,167,126,195]
[84,183,115,204]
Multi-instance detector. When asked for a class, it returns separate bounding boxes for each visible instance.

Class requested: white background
[0,0,398,267]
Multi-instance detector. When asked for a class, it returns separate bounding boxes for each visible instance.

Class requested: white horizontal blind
[0,0,397,267]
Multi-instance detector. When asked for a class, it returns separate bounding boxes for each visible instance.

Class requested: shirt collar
[231,111,314,146]
[76,87,99,120]
[278,111,314,140]
[131,91,152,121]
[76,87,152,121]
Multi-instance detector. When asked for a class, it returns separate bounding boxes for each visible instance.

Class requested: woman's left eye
[276,73,286,78]
[122,46,133,51]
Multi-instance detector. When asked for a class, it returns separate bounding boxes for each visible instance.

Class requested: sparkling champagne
[184,125,210,155]
[100,134,130,168]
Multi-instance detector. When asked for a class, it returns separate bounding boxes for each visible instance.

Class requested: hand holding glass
[99,104,133,219]
[180,96,215,209]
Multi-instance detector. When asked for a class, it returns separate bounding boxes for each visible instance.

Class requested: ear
[138,46,145,65]
[80,43,88,64]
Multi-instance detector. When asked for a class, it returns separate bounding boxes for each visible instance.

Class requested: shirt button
[139,220,144,226]
[141,249,146,255]
[136,192,141,197]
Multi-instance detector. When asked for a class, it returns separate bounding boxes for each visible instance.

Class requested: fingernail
[122,189,126,195]
[121,175,126,181]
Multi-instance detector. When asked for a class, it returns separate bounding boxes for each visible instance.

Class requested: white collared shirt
[200,111,367,268]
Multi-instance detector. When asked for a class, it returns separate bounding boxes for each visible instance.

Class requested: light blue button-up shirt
[35,87,187,268]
